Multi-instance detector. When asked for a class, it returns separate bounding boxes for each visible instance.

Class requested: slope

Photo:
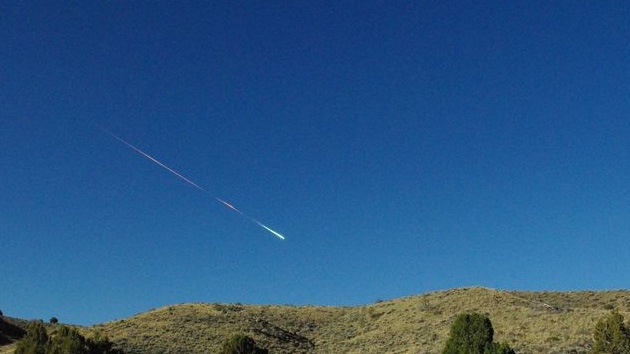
[86,287,630,354]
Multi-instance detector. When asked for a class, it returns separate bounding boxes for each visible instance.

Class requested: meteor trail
[216,198,243,214]
[254,221,286,240]
[101,128,285,240]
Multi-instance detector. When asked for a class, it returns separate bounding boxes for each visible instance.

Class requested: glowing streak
[216,198,243,215]
[254,221,286,240]
[103,130,206,192]
[101,128,285,240]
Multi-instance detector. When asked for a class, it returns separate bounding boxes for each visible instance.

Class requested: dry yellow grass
[0,343,16,354]
[82,287,629,354]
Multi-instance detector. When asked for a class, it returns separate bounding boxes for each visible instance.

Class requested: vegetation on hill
[590,311,630,354]
[442,313,515,354]
[0,318,26,346]
[14,322,47,354]
[219,334,268,354]
[3,288,630,354]
[85,287,630,354]
[13,322,121,354]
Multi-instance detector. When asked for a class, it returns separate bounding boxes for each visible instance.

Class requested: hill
[0,317,27,354]
[86,287,629,353]
[0,317,26,346]
[3,288,629,353]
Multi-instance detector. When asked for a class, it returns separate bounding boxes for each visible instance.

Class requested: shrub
[443,313,494,354]
[88,332,114,353]
[14,323,123,354]
[48,326,86,354]
[220,334,268,354]
[15,321,49,354]
[442,313,515,354]
[50,317,59,325]
[591,311,630,354]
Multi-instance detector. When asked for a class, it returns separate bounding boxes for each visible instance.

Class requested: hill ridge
[82,287,629,354]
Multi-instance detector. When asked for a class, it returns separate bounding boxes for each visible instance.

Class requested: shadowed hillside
[0,318,26,346]
[83,287,629,354]
[0,317,29,354]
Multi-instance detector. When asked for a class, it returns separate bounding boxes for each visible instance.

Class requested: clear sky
[2,2,629,325]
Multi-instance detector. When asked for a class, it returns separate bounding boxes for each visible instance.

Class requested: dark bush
[15,321,49,354]
[442,313,515,354]
[591,311,630,354]
[220,334,268,354]
[14,322,123,354]
[48,326,86,354]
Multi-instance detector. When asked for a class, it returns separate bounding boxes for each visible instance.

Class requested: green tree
[87,332,124,354]
[15,321,49,354]
[15,323,122,354]
[87,333,111,354]
[442,313,515,354]
[443,313,494,354]
[48,326,87,354]
[50,317,59,325]
[591,311,630,354]
[220,334,268,354]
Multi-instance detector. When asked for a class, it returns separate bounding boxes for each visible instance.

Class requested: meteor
[254,221,286,240]
[216,198,243,215]
[101,128,285,241]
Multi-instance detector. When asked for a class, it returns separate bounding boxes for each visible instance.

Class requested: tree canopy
[591,311,630,354]
[219,334,268,354]
[15,322,49,354]
[442,313,515,354]
[14,322,122,354]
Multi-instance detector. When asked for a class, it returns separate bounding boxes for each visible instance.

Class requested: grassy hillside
[82,287,629,354]
[0,343,17,354]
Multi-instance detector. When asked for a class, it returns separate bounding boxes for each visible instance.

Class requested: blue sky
[1,2,629,325]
